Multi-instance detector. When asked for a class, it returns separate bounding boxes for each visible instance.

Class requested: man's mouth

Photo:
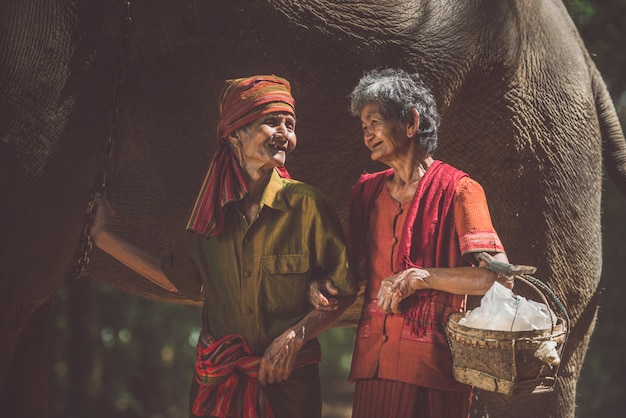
[269,137,288,152]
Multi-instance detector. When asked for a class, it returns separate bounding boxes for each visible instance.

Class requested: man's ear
[406,108,420,138]
[227,132,241,146]
[227,132,245,164]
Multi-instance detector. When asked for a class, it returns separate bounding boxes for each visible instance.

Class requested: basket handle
[514,274,570,328]
[514,275,571,383]
[475,252,570,333]
[512,273,571,360]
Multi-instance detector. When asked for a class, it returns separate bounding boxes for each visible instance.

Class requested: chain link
[75,1,133,277]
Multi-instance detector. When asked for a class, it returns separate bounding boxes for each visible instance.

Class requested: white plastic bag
[459,282,557,331]
[534,341,561,365]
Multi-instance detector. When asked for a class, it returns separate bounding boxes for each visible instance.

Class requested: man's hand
[308,278,339,311]
[377,268,430,314]
[258,327,304,386]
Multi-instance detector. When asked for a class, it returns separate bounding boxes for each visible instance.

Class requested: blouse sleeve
[454,177,506,257]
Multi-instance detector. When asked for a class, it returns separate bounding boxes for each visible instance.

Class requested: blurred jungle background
[49,1,626,417]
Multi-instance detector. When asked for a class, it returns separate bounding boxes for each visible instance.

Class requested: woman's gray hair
[349,68,438,155]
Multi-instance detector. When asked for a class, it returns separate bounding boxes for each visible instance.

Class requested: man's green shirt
[162,169,357,354]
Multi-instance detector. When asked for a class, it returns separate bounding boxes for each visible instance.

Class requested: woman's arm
[90,194,178,292]
[377,252,537,314]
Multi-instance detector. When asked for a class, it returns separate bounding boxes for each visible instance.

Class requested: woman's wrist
[406,268,430,292]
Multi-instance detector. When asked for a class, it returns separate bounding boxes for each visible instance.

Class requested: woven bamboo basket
[445,275,569,395]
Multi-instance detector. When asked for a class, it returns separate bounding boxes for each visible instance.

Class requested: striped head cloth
[186,75,294,238]
[217,75,296,141]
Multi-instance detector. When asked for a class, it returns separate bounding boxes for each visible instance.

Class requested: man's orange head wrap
[216,75,296,141]
[186,75,295,238]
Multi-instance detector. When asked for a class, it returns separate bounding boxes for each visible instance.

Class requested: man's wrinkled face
[231,112,297,169]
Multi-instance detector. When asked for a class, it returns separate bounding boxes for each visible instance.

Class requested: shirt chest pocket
[261,254,311,316]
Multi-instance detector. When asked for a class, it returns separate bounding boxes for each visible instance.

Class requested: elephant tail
[594,67,626,196]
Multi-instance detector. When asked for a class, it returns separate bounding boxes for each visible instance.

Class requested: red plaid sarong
[192,329,321,418]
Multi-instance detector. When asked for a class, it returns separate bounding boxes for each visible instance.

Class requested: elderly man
[90,75,358,418]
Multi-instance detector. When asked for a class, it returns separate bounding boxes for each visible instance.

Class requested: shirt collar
[259,168,288,212]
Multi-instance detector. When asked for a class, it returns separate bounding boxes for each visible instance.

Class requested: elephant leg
[553,289,602,418]
[0,301,51,418]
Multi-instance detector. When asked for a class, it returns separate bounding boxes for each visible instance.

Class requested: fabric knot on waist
[192,329,321,418]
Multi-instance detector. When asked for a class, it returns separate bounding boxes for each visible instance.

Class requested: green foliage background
[50,1,626,417]
[566,1,626,416]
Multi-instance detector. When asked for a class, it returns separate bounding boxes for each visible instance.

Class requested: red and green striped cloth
[191,329,321,418]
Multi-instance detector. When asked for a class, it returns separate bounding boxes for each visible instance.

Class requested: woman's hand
[377,268,430,314]
[308,278,339,311]
[258,327,304,385]
[90,193,115,244]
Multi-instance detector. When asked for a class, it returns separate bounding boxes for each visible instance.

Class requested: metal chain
[75,0,133,278]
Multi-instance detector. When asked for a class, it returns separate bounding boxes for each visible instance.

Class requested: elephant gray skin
[1,0,625,417]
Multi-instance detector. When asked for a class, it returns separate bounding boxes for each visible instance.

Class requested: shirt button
[244,270,251,277]
[243,236,250,244]
[246,308,253,315]
[383,335,389,342]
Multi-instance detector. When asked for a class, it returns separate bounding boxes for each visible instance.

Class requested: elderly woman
[315,68,534,417]
[90,75,358,418]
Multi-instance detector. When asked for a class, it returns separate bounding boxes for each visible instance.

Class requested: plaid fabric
[186,75,295,237]
[192,329,321,418]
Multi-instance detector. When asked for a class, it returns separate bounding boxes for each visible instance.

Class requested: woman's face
[360,103,410,165]
[231,112,297,170]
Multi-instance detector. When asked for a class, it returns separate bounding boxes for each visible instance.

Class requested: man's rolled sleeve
[161,230,203,300]
[313,196,359,296]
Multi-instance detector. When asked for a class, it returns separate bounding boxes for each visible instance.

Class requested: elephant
[1,0,625,417]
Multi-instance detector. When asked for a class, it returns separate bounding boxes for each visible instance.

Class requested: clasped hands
[261,252,539,383]
[306,270,428,316]
[308,252,537,316]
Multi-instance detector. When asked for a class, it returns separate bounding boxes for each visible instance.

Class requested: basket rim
[446,311,568,340]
